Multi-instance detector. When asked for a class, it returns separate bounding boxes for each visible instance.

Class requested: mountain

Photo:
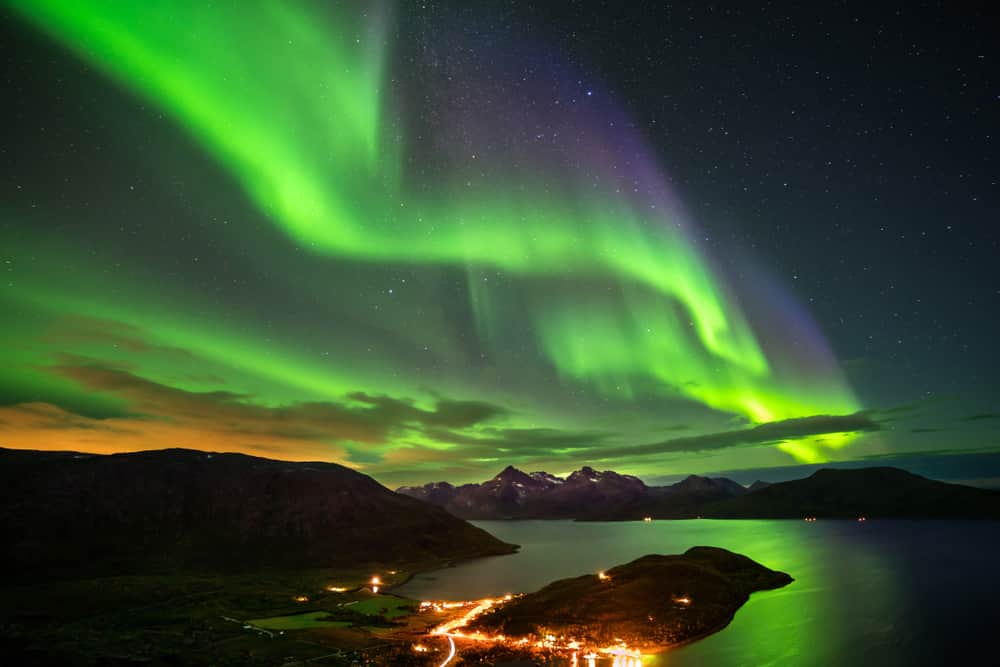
[432,465,555,518]
[0,447,516,578]
[398,465,648,519]
[522,466,648,519]
[397,466,741,520]
[666,474,747,497]
[704,467,1000,519]
[397,464,1000,520]
[529,470,566,487]
[618,474,749,520]
[395,480,460,506]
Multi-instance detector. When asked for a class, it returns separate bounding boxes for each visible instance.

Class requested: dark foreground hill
[0,447,516,578]
[469,546,792,651]
[704,466,1000,519]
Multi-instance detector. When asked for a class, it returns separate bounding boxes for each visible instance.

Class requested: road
[439,635,456,666]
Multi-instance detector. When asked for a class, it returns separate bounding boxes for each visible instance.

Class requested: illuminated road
[439,635,456,666]
[425,594,643,665]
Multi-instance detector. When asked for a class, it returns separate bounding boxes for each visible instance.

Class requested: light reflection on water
[395,519,1000,666]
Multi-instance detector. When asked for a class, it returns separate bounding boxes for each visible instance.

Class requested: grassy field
[247,592,418,630]
[246,610,352,630]
[348,594,418,619]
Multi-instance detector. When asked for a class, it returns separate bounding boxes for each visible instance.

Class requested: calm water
[396,520,1000,666]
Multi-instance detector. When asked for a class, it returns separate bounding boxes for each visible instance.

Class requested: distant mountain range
[397,465,765,520]
[398,465,1000,520]
[0,448,516,578]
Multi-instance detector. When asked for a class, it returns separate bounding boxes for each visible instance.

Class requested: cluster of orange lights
[422,593,644,665]
[324,572,392,595]
[420,599,484,612]
[803,516,818,522]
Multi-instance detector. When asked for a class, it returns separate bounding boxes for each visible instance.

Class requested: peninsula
[452,546,792,658]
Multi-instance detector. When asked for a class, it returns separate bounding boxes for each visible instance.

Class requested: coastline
[385,539,521,594]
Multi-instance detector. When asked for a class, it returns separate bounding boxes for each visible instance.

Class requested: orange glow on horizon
[0,402,354,465]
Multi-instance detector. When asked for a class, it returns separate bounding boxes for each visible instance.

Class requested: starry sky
[1,1,997,487]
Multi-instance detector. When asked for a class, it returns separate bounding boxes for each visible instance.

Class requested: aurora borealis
[1,1,997,486]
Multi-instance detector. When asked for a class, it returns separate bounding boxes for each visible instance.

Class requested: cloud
[346,392,507,429]
[852,446,1000,463]
[44,315,201,365]
[0,402,137,434]
[52,361,388,442]
[963,413,1000,422]
[423,426,608,453]
[0,359,515,467]
[583,412,881,459]
[651,424,692,433]
[344,445,387,465]
[49,361,509,442]
[384,414,880,480]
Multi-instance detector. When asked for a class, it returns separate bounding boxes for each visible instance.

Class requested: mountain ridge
[398,464,1000,520]
[703,466,1000,519]
[398,465,746,519]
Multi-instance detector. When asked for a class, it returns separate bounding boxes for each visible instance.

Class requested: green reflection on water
[640,521,898,666]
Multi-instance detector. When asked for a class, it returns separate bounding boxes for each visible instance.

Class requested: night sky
[1,1,997,487]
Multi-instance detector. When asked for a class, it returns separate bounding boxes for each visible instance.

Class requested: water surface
[396,520,999,666]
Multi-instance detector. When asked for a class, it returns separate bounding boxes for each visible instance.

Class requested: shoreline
[385,540,521,595]
[416,548,793,662]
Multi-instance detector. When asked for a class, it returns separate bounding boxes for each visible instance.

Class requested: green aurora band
[3,0,862,469]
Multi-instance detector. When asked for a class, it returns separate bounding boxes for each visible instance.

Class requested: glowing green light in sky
[4,0,863,469]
